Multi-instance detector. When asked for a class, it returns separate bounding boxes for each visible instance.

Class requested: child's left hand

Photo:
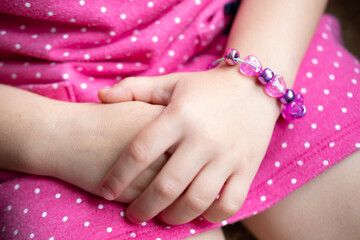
[98,67,281,225]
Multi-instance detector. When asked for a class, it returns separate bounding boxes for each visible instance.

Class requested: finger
[101,112,181,201]
[158,161,230,225]
[98,74,179,104]
[203,173,248,223]
[125,140,210,223]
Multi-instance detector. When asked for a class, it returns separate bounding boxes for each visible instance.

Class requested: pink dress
[0,0,359,239]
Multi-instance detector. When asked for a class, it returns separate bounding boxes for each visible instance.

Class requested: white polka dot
[267,179,273,185]
[325,24,331,31]
[30,233,35,239]
[337,51,343,57]
[98,204,104,209]
[61,34,69,39]
[311,58,318,65]
[120,14,126,20]
[329,74,335,80]
[335,124,341,130]
[49,237,54,240]
[288,123,294,129]
[298,160,303,166]
[107,227,112,233]
[14,184,20,190]
[50,27,56,33]
[70,18,76,22]
[324,89,330,95]
[133,29,139,35]
[355,143,360,148]
[20,25,26,30]
[347,92,353,98]
[48,12,54,16]
[148,2,154,7]
[0,30,6,35]
[306,72,313,78]
[355,68,359,74]
[24,208,28,214]
[311,123,317,129]
[318,105,324,111]
[100,7,107,13]
[194,39,199,45]
[84,221,90,227]
[116,63,123,69]
[168,50,175,56]
[158,67,165,74]
[62,73,69,79]
[146,53,151,58]
[52,83,58,89]
[179,34,184,40]
[316,45,323,51]
[42,212,47,217]
[25,2,31,7]
[45,44,52,50]
[190,229,196,234]
[130,36,137,42]
[84,54,90,60]
[300,88,307,94]
[322,32,328,39]
[304,142,310,148]
[222,220,228,226]
[97,65,104,71]
[137,19,143,24]
[291,178,297,184]
[120,211,125,217]
[156,238,162,240]
[34,188,40,194]
[281,142,287,148]
[174,17,181,24]
[130,232,136,237]
[260,196,266,202]
[152,36,158,42]
[7,205,12,211]
[14,229,18,236]
[55,193,61,199]
[141,222,147,226]
[275,161,280,167]
[352,79,357,84]
[323,160,329,166]
[79,0,85,6]
[15,43,21,50]
[76,198,82,203]
[329,142,335,147]
[81,27,87,33]
[333,62,339,68]
[341,108,347,113]
[63,52,69,57]
[80,83,87,89]
[63,216,68,222]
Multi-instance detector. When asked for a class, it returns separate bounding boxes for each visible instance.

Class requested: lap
[242,150,360,240]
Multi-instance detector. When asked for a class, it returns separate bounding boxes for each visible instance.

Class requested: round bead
[258,68,274,85]
[280,89,296,104]
[223,48,240,65]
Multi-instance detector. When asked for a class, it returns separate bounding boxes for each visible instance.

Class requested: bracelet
[207,48,306,120]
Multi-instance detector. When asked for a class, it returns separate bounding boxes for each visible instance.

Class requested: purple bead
[239,55,262,76]
[258,68,274,85]
[283,93,306,118]
[264,75,286,98]
[279,89,296,104]
[224,48,240,66]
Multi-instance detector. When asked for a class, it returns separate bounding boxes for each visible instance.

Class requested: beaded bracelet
[207,48,306,120]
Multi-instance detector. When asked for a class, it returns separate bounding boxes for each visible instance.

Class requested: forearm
[0,84,66,175]
[226,0,328,86]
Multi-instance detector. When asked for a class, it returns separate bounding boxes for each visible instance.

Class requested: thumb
[98,74,179,105]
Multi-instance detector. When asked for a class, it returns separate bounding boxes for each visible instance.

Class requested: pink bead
[284,94,306,116]
[265,75,286,98]
[239,55,262,76]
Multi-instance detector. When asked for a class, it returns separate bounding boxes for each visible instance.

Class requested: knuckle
[153,180,179,200]
[128,141,150,164]
[184,194,210,213]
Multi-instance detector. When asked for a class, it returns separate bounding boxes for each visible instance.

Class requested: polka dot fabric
[0,0,360,239]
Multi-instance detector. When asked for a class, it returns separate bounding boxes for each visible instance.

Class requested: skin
[99,0,329,226]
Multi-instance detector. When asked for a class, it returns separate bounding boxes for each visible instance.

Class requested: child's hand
[99,68,281,225]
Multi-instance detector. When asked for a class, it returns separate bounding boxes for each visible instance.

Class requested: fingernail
[126,211,142,224]
[100,86,111,92]
[101,186,114,200]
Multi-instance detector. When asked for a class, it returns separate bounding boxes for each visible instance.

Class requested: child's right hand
[32,100,166,203]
